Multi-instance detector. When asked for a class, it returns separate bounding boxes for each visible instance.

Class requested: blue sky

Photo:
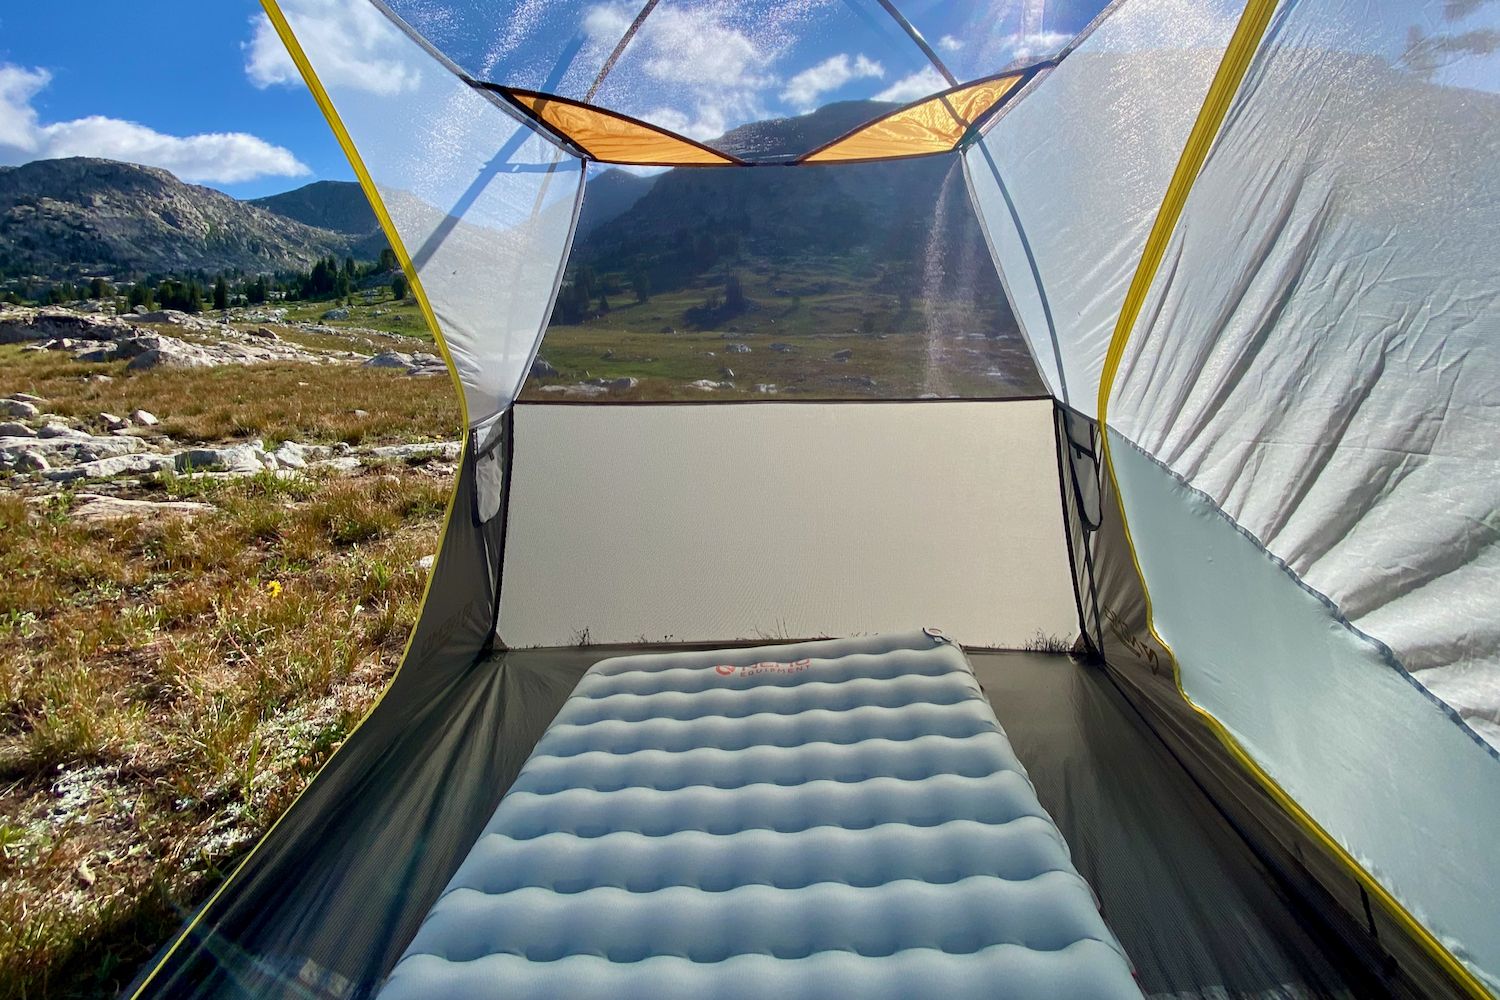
[0,1,352,199]
[0,0,1109,201]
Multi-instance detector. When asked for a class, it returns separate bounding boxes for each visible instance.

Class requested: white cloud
[780,54,883,111]
[938,35,965,53]
[874,65,948,103]
[1004,30,1071,61]
[245,0,421,96]
[582,2,775,139]
[0,64,309,184]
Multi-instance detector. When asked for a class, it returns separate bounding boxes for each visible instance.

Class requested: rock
[0,307,136,345]
[14,450,48,472]
[69,493,212,522]
[0,422,36,437]
[133,305,149,315]
[369,441,462,461]
[89,375,113,383]
[123,335,220,371]
[688,379,726,390]
[726,343,751,354]
[858,375,877,387]
[9,393,44,403]
[321,307,351,321]
[719,367,736,379]
[133,310,213,329]
[3,434,143,466]
[755,384,778,393]
[42,453,173,482]
[770,343,793,352]
[270,442,307,469]
[38,422,89,439]
[174,443,269,475]
[131,409,159,426]
[411,352,441,365]
[249,327,280,340]
[362,351,413,369]
[417,554,436,571]
[606,377,638,390]
[601,349,614,360]
[309,456,363,474]
[351,409,371,419]
[0,399,40,419]
[832,349,852,361]
[74,345,119,363]
[99,412,129,431]
[530,356,559,378]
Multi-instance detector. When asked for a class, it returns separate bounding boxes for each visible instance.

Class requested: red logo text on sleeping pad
[714,659,811,678]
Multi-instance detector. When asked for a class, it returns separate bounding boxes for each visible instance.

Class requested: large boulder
[531,356,559,378]
[0,399,40,419]
[42,453,174,482]
[0,307,136,345]
[175,442,272,474]
[362,351,413,369]
[122,335,220,371]
[69,493,212,522]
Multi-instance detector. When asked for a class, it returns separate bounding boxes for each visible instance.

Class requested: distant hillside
[576,168,655,237]
[250,179,390,259]
[0,158,357,280]
[712,100,899,160]
[575,101,974,295]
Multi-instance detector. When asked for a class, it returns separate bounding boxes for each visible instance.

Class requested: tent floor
[441,644,1393,999]
[967,652,1389,999]
[143,646,1395,999]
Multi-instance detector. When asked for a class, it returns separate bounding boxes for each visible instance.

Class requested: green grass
[519,257,1044,401]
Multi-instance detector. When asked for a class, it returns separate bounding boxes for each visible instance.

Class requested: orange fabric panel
[508,91,737,166]
[800,74,1023,164]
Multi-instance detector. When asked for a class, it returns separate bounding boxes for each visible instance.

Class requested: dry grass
[0,339,465,997]
[0,345,461,447]
[0,471,453,998]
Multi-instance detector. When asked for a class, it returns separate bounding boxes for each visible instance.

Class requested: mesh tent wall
[126,0,1500,997]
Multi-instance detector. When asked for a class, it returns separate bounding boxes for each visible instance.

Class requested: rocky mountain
[576,101,979,292]
[0,158,357,280]
[576,168,655,238]
[249,179,390,259]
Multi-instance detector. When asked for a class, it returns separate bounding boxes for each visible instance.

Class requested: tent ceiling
[367,0,1110,166]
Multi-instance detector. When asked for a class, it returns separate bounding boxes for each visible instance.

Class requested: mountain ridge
[0,158,361,280]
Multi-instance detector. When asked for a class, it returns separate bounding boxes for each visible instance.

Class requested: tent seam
[1110,430,1500,765]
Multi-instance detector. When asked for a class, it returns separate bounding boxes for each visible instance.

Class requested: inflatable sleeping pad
[378,630,1139,999]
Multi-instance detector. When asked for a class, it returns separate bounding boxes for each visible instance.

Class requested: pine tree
[632,270,651,303]
[391,273,408,301]
[213,275,229,310]
[378,248,399,273]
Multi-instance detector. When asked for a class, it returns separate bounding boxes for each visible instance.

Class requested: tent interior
[129,0,1500,997]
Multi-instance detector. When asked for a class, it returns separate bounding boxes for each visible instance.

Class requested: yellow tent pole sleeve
[258,0,471,432]
[1097,0,1274,425]
[126,6,482,995]
[1094,0,1493,995]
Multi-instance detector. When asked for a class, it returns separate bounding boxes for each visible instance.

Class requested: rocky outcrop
[0,307,135,344]
[0,158,354,277]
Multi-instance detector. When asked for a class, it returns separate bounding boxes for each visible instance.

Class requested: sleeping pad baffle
[378,630,1138,999]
